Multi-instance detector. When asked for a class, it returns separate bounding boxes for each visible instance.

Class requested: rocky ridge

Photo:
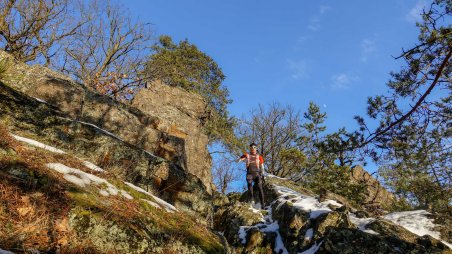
[214,176,452,253]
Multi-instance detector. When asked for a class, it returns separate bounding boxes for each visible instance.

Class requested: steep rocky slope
[214,176,452,253]
[0,121,225,253]
[0,50,214,218]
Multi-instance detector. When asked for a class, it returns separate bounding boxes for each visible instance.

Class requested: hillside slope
[0,120,225,253]
[214,176,452,253]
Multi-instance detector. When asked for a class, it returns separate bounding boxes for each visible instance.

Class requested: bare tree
[212,155,241,194]
[236,102,303,177]
[0,0,83,66]
[61,0,152,100]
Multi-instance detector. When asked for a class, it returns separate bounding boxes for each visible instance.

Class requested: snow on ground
[274,185,342,219]
[12,134,66,154]
[239,202,289,254]
[142,198,162,209]
[348,213,378,235]
[11,132,107,174]
[82,161,105,172]
[46,163,133,200]
[33,97,47,103]
[383,210,452,248]
[0,248,14,254]
[238,184,343,253]
[265,173,288,180]
[124,182,177,213]
[304,228,314,241]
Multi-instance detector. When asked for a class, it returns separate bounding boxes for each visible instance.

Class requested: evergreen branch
[360,48,452,148]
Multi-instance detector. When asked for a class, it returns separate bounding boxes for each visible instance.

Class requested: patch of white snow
[238,226,248,244]
[33,97,47,103]
[349,213,378,235]
[266,174,287,180]
[304,228,314,241]
[0,248,15,254]
[46,163,133,200]
[119,190,133,200]
[124,182,177,212]
[383,210,452,248]
[12,134,65,154]
[238,202,289,254]
[141,198,161,209]
[274,185,342,219]
[82,161,104,172]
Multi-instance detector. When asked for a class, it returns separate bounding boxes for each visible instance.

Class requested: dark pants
[246,172,265,206]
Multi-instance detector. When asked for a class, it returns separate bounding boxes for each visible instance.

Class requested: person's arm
[237,154,246,163]
[259,155,265,175]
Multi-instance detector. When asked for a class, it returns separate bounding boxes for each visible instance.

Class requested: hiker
[237,143,265,207]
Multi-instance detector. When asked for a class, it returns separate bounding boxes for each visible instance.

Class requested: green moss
[67,190,103,209]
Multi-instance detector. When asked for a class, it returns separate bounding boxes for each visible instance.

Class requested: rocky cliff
[132,80,213,195]
[0,50,213,218]
[214,176,452,253]
[351,165,396,211]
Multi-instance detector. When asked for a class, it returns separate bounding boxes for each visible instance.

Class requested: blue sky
[120,0,430,182]
[121,0,428,129]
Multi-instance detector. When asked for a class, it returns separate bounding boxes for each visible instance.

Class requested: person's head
[249,143,257,153]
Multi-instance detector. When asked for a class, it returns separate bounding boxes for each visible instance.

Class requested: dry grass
[0,122,224,253]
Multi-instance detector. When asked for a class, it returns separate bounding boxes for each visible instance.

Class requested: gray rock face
[351,165,396,210]
[214,177,451,254]
[0,50,213,217]
[132,80,213,194]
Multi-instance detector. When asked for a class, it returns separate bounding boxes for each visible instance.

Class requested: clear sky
[120,0,430,177]
[121,0,425,121]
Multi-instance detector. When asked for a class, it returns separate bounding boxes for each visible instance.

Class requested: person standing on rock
[237,143,265,207]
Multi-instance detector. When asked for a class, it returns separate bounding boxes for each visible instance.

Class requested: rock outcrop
[132,80,213,194]
[351,165,396,210]
[214,176,452,253]
[0,50,213,218]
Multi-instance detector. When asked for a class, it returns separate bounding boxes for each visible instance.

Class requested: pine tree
[355,0,451,214]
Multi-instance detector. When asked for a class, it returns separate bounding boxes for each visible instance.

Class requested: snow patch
[349,213,378,235]
[33,97,47,103]
[0,248,15,254]
[12,134,65,154]
[46,163,133,200]
[304,228,314,241]
[274,185,342,219]
[266,174,287,180]
[142,198,162,209]
[238,226,248,244]
[124,182,177,212]
[82,161,104,172]
[238,202,289,254]
[383,210,452,248]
